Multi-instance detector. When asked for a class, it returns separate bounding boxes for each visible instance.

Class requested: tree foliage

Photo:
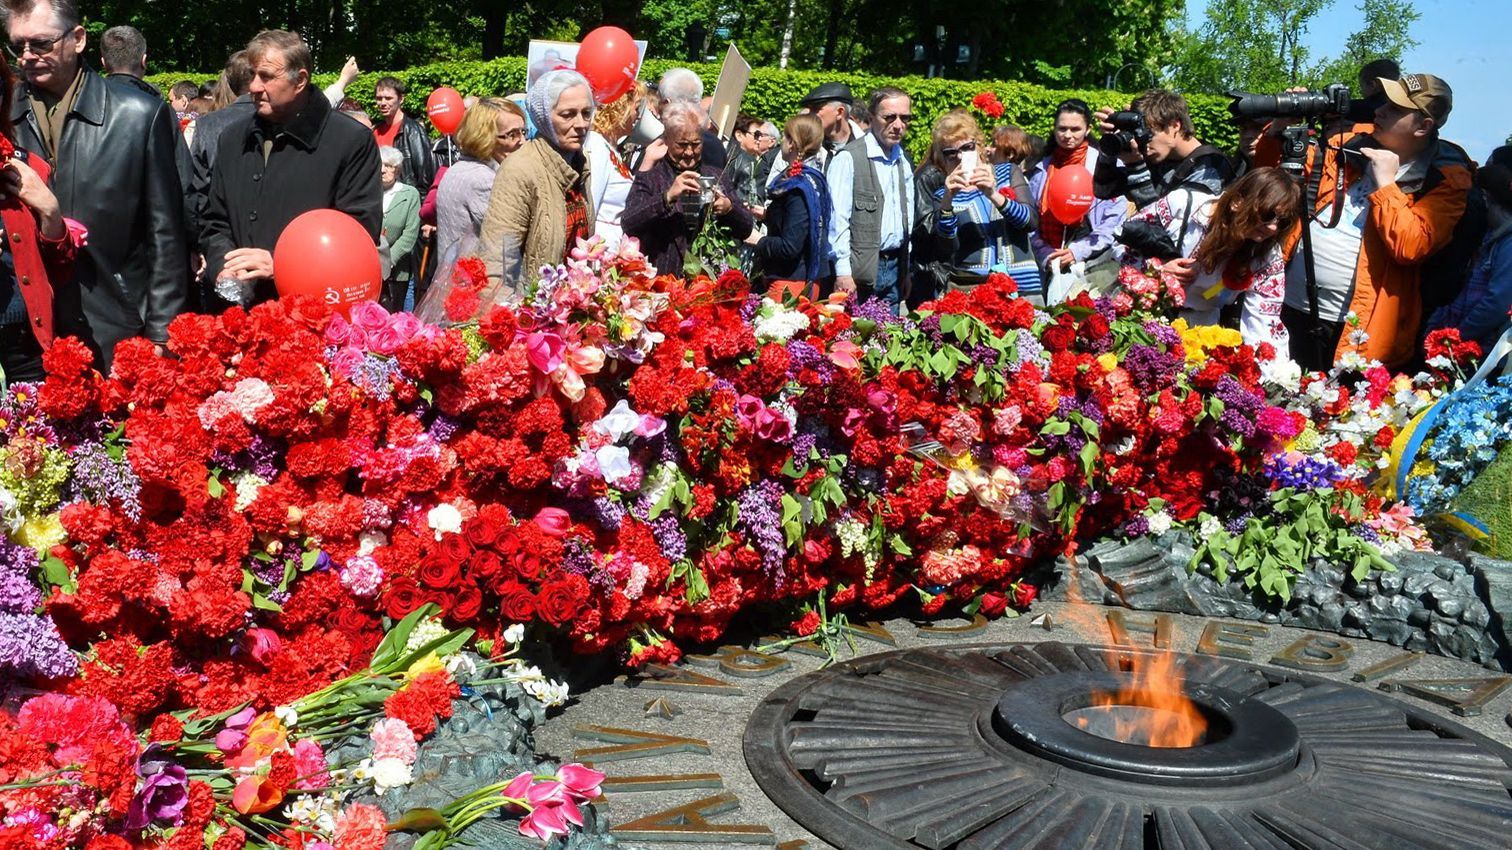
[89,0,1180,90]
[1171,0,1420,95]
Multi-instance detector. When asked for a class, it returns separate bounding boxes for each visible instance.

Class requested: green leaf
[41,553,74,593]
[371,603,441,669]
[889,534,913,556]
[252,593,284,612]
[207,469,225,499]
[1041,419,1072,437]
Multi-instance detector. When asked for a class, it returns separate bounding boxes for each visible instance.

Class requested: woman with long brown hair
[1158,167,1301,352]
[0,49,85,382]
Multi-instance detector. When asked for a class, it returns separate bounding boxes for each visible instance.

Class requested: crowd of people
[0,0,1506,384]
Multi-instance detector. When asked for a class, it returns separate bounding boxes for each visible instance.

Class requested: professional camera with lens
[1226,83,1354,121]
[1096,110,1154,157]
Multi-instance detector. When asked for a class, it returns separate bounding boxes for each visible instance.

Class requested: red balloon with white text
[273,209,381,317]
[426,87,465,135]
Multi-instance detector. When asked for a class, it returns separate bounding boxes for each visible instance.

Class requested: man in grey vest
[827,86,914,312]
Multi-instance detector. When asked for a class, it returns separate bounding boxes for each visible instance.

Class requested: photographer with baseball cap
[1266,71,1473,370]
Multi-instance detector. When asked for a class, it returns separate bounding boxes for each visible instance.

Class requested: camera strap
[1303,139,1327,337]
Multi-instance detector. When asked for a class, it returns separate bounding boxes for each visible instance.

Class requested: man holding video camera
[1092,90,1236,212]
[1263,73,1473,370]
[623,101,753,275]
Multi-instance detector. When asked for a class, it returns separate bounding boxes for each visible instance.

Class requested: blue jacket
[1429,212,1512,351]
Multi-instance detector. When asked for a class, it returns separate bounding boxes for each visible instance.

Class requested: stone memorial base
[535,603,1512,849]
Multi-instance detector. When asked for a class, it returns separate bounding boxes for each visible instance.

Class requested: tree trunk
[480,0,505,59]
[822,0,844,69]
[779,0,798,69]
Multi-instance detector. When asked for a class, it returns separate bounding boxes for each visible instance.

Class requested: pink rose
[525,331,566,374]
[329,346,366,378]
[368,323,409,355]
[389,311,424,343]
[349,300,391,334]
[324,313,359,347]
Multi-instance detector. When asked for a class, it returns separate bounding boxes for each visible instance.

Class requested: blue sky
[1185,0,1507,162]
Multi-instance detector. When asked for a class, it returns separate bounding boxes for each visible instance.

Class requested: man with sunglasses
[826,86,915,312]
[727,113,778,215]
[3,0,188,363]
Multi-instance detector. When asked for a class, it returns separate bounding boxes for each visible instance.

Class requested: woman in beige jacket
[476,69,597,291]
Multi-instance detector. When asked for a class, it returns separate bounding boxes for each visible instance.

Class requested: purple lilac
[592,496,626,530]
[0,570,41,613]
[428,413,462,442]
[1352,524,1382,545]
[1215,376,1261,439]
[736,480,787,579]
[650,515,688,562]
[1144,321,1181,347]
[852,298,903,326]
[0,612,78,678]
[63,441,142,518]
[1121,516,1150,537]
[739,293,763,322]
[1013,329,1045,367]
[1122,344,1180,392]
[790,431,818,463]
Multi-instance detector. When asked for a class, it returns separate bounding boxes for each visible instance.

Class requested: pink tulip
[533,508,572,537]
[502,770,534,802]
[567,344,605,375]
[754,407,792,442]
[828,340,862,370]
[519,801,569,840]
[214,727,248,753]
[525,331,566,374]
[244,628,282,665]
[558,764,605,801]
[735,394,764,426]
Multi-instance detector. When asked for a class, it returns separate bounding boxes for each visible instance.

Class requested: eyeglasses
[878,113,914,125]
[497,128,525,141]
[941,141,979,158]
[5,33,65,59]
[671,139,702,151]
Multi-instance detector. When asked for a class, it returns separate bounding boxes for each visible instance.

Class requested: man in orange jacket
[1273,73,1472,371]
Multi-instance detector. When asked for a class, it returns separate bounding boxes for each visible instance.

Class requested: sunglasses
[878,113,914,125]
[5,33,65,59]
[941,141,979,158]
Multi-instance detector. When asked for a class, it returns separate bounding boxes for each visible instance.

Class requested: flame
[1077,649,1207,748]
[1056,557,1208,748]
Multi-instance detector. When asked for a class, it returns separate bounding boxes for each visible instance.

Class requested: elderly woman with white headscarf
[475,69,597,287]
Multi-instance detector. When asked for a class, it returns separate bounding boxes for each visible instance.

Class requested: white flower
[503,623,526,645]
[404,617,449,654]
[592,399,642,443]
[753,304,811,342]
[357,530,388,556]
[595,444,633,485]
[524,677,571,707]
[1261,358,1302,393]
[283,795,339,833]
[1199,514,1222,538]
[445,653,478,678]
[1146,511,1173,536]
[273,705,299,729]
[368,756,414,795]
[232,473,268,512]
[427,503,463,538]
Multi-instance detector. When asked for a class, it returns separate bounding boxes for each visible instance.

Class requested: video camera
[1226,83,1376,124]
[1096,111,1153,157]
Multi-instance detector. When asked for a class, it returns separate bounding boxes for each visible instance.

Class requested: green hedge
[151,58,1237,161]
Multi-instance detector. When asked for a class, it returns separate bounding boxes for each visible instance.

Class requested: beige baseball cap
[1379,73,1453,127]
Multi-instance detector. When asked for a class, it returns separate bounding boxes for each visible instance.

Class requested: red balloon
[426,87,465,135]
[273,209,381,317]
[1046,165,1096,225]
[576,26,641,104]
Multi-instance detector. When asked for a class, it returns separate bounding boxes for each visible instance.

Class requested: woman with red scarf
[1027,99,1127,298]
[0,51,85,384]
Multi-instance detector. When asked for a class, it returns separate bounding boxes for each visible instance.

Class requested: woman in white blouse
[584,81,648,251]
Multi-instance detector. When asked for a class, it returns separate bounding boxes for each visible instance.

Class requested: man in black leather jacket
[5,0,188,363]
[373,76,436,191]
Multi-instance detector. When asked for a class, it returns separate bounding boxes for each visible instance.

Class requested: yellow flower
[16,513,65,553]
[405,652,446,680]
[1096,353,1119,372]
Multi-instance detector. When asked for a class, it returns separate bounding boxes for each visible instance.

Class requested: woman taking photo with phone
[918,109,1038,297]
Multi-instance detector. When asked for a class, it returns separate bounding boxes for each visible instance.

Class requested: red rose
[384,577,426,619]
[465,518,505,550]
[497,580,537,622]
[1041,323,1075,352]
[1012,582,1038,608]
[449,584,484,622]
[435,533,473,565]
[978,592,1008,618]
[467,551,506,581]
[537,576,589,626]
[417,555,461,590]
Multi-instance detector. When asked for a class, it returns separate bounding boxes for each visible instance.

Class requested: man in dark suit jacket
[199,30,381,307]
[6,0,189,363]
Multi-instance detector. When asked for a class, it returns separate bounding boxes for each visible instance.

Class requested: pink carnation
[291,738,331,790]
[370,717,418,764]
